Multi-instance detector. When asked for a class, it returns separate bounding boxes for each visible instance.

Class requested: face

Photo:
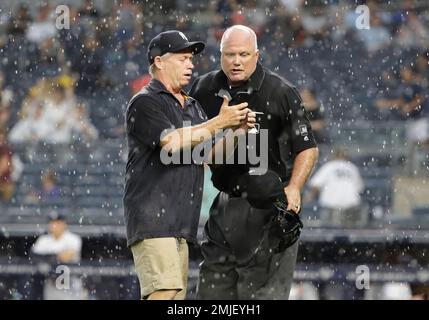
[157,51,194,90]
[221,30,259,86]
[52,89,65,103]
[48,220,66,238]
[400,67,413,82]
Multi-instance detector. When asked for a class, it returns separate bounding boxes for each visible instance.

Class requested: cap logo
[178,31,188,41]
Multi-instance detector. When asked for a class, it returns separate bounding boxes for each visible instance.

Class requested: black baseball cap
[147,30,205,65]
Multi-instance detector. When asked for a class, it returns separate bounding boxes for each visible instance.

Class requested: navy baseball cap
[47,211,66,222]
[147,30,205,65]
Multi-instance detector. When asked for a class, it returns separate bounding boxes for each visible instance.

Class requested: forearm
[376,98,401,109]
[402,96,422,114]
[57,250,77,263]
[161,116,224,153]
[288,147,319,191]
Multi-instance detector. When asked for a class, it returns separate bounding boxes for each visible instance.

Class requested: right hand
[217,96,250,129]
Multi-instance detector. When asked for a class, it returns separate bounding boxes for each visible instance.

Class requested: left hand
[284,184,301,214]
[235,110,256,133]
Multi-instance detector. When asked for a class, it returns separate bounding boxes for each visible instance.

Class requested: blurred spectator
[270,5,306,49]
[380,282,412,300]
[0,129,14,203]
[31,211,84,300]
[10,84,75,145]
[392,0,429,49]
[414,51,429,88]
[10,154,24,185]
[328,4,348,42]
[279,0,304,14]
[0,70,13,108]
[38,170,61,203]
[6,4,32,37]
[241,0,267,35]
[78,0,100,18]
[374,71,399,108]
[71,35,103,95]
[25,4,57,44]
[214,0,240,16]
[300,87,326,144]
[72,101,99,143]
[37,36,64,77]
[0,104,11,132]
[289,281,319,300]
[111,0,143,43]
[356,13,391,53]
[306,149,366,227]
[107,37,146,85]
[26,170,61,204]
[59,6,85,60]
[9,98,49,144]
[301,6,330,42]
[376,66,428,145]
[41,85,76,144]
[32,211,81,262]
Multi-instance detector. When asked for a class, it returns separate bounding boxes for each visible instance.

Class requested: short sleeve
[282,86,317,154]
[32,236,50,255]
[353,166,365,193]
[68,234,82,252]
[126,95,174,149]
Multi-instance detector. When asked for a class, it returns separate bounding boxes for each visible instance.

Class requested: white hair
[220,25,258,52]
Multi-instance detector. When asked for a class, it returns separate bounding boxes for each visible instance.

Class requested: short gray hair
[148,52,172,77]
[149,63,156,77]
[220,25,258,52]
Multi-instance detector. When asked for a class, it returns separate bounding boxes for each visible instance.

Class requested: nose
[232,55,241,66]
[187,59,194,69]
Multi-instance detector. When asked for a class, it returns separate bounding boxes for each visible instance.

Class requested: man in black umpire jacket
[190,25,319,299]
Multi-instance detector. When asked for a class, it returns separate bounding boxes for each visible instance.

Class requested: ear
[154,56,163,70]
[255,50,260,60]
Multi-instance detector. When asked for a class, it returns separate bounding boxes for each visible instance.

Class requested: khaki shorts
[131,237,188,299]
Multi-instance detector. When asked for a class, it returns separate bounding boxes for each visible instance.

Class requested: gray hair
[148,63,156,77]
[148,52,172,77]
[220,25,258,52]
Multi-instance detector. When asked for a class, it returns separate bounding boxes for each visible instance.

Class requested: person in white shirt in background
[32,211,84,299]
[9,98,51,144]
[10,87,98,146]
[306,148,366,227]
[40,85,75,145]
[71,101,99,143]
[25,4,57,45]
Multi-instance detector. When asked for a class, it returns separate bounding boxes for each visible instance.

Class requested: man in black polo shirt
[190,25,319,299]
[124,30,255,300]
